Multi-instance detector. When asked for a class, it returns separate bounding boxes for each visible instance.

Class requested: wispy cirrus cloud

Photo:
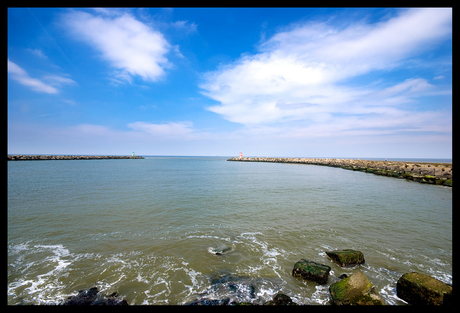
[60,10,172,83]
[8,59,76,94]
[200,7,452,141]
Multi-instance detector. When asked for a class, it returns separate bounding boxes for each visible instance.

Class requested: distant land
[7,155,144,161]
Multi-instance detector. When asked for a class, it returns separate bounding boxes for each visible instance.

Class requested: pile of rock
[228,157,452,187]
[7,155,144,160]
[291,249,452,306]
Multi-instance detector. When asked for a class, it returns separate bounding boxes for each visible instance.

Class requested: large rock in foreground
[329,271,385,305]
[326,249,365,267]
[263,293,297,305]
[62,287,128,305]
[292,259,331,284]
[396,272,452,305]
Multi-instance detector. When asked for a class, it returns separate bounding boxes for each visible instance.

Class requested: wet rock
[233,301,254,305]
[325,249,365,267]
[263,293,297,305]
[338,274,348,280]
[396,272,452,305]
[186,298,230,305]
[329,271,385,305]
[62,287,128,305]
[292,259,331,284]
[209,246,232,255]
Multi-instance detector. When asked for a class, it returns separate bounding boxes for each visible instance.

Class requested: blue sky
[8,8,452,158]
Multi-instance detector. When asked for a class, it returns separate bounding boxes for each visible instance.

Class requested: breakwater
[7,155,144,161]
[228,157,452,187]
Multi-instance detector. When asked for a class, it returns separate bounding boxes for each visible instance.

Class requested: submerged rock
[292,259,331,284]
[396,272,452,305]
[329,271,385,305]
[325,249,365,267]
[62,287,128,305]
[186,273,257,305]
[209,246,232,255]
[186,298,230,305]
[263,293,297,305]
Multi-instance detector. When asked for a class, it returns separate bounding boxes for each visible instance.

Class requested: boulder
[329,271,385,305]
[292,259,331,284]
[396,272,452,305]
[263,293,297,305]
[62,287,128,305]
[325,249,365,267]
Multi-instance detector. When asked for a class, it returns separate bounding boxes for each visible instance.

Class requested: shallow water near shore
[8,156,452,305]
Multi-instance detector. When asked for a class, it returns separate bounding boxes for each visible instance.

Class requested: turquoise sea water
[7,156,452,305]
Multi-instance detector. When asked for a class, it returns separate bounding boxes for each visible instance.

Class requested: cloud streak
[8,59,75,94]
[200,7,452,142]
[61,10,172,83]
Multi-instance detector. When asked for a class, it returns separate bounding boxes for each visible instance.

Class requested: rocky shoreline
[61,249,452,305]
[7,155,144,161]
[228,157,452,187]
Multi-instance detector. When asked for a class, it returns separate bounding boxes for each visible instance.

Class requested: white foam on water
[7,244,76,305]
[310,284,330,305]
[379,283,407,305]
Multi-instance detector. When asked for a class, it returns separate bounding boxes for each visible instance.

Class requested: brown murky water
[8,157,452,305]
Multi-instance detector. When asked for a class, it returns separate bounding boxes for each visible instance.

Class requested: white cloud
[43,74,77,87]
[61,10,172,82]
[127,121,195,138]
[28,48,48,58]
[200,8,452,131]
[170,20,198,33]
[8,59,58,94]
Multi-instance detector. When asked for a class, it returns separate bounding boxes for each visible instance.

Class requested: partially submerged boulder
[263,293,297,305]
[62,287,128,305]
[186,298,230,305]
[292,259,331,284]
[329,271,385,305]
[326,249,365,267]
[396,272,452,305]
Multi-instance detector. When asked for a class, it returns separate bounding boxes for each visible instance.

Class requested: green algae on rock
[329,271,385,305]
[396,272,452,305]
[292,259,331,284]
[325,249,365,267]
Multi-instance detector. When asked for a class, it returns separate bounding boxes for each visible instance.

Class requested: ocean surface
[7,156,452,305]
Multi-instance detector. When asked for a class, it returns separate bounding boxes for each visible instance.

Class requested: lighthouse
[239,152,243,158]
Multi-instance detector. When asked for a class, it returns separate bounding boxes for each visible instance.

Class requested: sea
[7,156,452,305]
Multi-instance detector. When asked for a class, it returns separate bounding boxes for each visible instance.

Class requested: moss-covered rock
[444,179,452,187]
[326,249,365,267]
[263,293,297,305]
[329,271,385,305]
[396,272,452,305]
[292,259,331,284]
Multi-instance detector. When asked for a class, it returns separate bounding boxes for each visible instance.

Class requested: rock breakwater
[228,157,452,187]
[7,155,144,161]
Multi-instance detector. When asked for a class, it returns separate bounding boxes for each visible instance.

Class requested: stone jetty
[7,155,144,161]
[228,157,452,187]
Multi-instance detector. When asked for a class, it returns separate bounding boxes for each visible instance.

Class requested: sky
[8,8,452,158]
